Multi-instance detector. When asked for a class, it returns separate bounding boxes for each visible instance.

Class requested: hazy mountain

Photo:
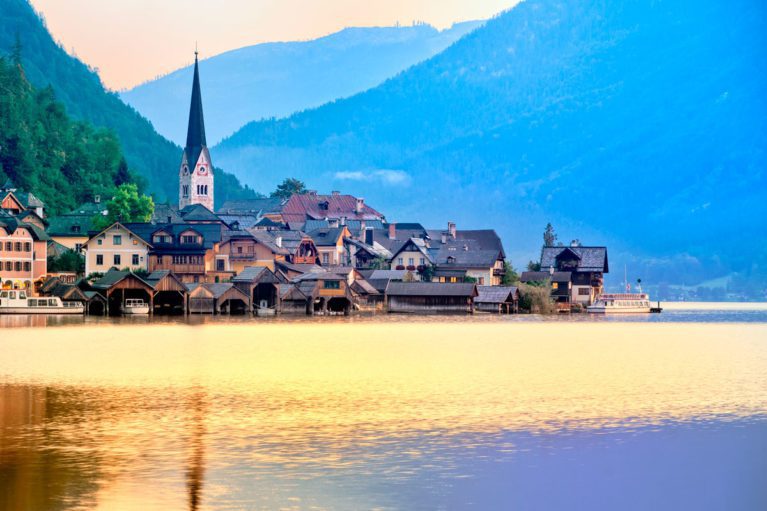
[214,0,767,291]
[121,21,484,145]
[0,0,254,204]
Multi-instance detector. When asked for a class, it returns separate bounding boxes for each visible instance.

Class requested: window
[408,257,414,266]
[323,280,340,289]
[216,259,225,271]
[14,262,21,271]
[4,262,11,271]
[132,254,139,266]
[183,184,189,197]
[113,235,122,246]
[397,257,403,265]
[579,288,591,295]
[71,225,81,233]
[114,254,121,266]
[322,253,329,265]
[552,282,559,290]
[75,243,83,252]
[133,239,138,245]
[182,235,198,244]
[24,242,31,252]
[478,277,485,285]
[237,246,243,254]
[420,257,425,265]
[23,262,31,271]
[96,254,103,265]
[14,242,21,251]
[97,239,103,246]
[4,242,10,251]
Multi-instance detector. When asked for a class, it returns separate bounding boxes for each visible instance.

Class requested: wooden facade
[386,282,477,314]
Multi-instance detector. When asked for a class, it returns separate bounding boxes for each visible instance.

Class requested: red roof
[281,193,384,224]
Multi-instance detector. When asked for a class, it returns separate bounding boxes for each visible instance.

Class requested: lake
[1,304,766,510]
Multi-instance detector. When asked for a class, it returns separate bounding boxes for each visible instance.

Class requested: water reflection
[1,320,766,509]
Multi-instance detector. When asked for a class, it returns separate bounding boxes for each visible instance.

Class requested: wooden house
[385,282,477,314]
[307,226,351,266]
[91,269,155,315]
[232,266,284,315]
[520,271,573,304]
[292,272,353,315]
[539,245,609,305]
[144,270,188,315]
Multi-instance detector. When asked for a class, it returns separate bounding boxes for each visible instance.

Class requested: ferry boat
[0,289,84,314]
[123,298,150,315]
[587,293,656,314]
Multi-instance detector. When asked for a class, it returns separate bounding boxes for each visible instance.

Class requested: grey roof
[345,238,392,259]
[432,249,501,269]
[308,227,345,246]
[91,269,153,290]
[179,204,221,222]
[218,197,284,215]
[520,271,572,282]
[232,266,270,283]
[205,283,239,299]
[365,269,408,280]
[385,282,478,297]
[275,260,324,274]
[346,219,384,232]
[218,214,260,229]
[391,237,434,262]
[124,222,222,250]
[304,219,330,232]
[540,246,609,273]
[151,204,184,224]
[292,271,344,283]
[47,214,95,237]
[351,279,380,296]
[475,285,518,304]
[0,215,50,241]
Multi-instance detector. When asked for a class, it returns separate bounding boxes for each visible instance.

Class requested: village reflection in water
[1,319,766,509]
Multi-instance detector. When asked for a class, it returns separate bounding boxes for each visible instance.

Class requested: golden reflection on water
[1,322,767,509]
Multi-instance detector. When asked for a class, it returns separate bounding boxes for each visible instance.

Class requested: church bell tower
[179,51,214,211]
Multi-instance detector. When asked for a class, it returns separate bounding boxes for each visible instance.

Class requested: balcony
[151,262,205,274]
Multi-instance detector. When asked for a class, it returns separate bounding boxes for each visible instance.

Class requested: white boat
[123,298,150,315]
[587,293,656,314]
[0,290,85,314]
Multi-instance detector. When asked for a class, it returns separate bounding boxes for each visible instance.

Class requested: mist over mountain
[121,21,483,145]
[214,0,767,290]
[0,0,254,204]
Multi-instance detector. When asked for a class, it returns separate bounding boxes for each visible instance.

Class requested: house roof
[351,279,380,296]
[385,282,478,297]
[85,222,151,249]
[124,222,220,250]
[0,214,50,241]
[179,204,221,223]
[540,246,609,273]
[308,227,346,246]
[279,283,308,301]
[232,266,281,284]
[292,271,345,283]
[281,193,384,224]
[275,260,324,275]
[432,249,501,269]
[391,237,433,262]
[47,214,95,237]
[151,204,185,224]
[520,271,572,282]
[475,285,518,304]
[91,269,153,290]
[218,197,284,215]
[344,238,392,259]
[426,229,506,258]
[364,269,409,280]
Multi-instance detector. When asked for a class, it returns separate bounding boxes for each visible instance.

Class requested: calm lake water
[1,304,766,510]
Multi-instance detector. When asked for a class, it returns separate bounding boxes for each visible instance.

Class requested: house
[344,237,392,269]
[46,200,107,252]
[0,212,49,293]
[1,180,45,218]
[349,278,382,310]
[308,226,351,266]
[274,230,320,265]
[274,260,324,281]
[363,223,429,255]
[390,237,433,276]
[280,191,385,228]
[218,229,289,273]
[475,285,519,313]
[124,222,229,284]
[520,271,573,304]
[278,283,312,315]
[358,269,410,295]
[83,222,150,277]
[427,223,506,285]
[187,283,249,314]
[385,282,478,314]
[539,244,609,304]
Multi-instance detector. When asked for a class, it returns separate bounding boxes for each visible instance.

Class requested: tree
[114,157,131,186]
[93,183,154,230]
[543,223,557,248]
[271,178,307,200]
[419,264,435,282]
[47,249,84,274]
[369,256,390,270]
[501,261,520,285]
[527,260,541,271]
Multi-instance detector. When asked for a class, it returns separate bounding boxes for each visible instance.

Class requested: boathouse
[91,269,155,315]
[475,285,519,313]
[385,282,477,314]
[186,283,249,314]
[232,266,283,315]
[144,270,188,315]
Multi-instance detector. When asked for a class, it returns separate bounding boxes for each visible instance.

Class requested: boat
[0,289,84,314]
[123,298,150,315]
[587,293,658,314]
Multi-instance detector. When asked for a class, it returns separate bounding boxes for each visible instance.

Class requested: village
[0,53,609,318]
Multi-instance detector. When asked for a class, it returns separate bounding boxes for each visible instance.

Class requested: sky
[29,0,518,91]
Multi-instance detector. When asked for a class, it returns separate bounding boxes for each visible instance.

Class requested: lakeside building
[280,191,385,229]
[475,285,519,313]
[46,199,107,253]
[386,282,478,314]
[0,211,49,293]
[540,244,609,305]
[82,222,150,277]
[520,270,573,305]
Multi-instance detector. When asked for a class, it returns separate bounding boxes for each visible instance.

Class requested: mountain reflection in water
[1,319,766,510]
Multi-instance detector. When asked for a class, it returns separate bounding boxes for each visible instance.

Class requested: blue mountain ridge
[213,0,767,292]
[121,21,484,145]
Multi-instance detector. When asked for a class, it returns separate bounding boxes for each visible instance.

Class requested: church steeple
[179,50,214,211]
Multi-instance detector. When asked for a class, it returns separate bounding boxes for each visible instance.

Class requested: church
[178,52,214,211]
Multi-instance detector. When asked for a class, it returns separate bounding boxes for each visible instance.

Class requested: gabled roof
[179,203,221,223]
[0,214,50,241]
[344,237,392,259]
[232,266,281,284]
[426,229,506,258]
[124,222,220,250]
[47,214,95,237]
[84,222,151,249]
[540,246,609,273]
[390,237,433,262]
[432,249,501,269]
[91,269,153,290]
[308,227,346,246]
[279,283,309,301]
[144,270,187,292]
[292,271,344,283]
[351,279,380,296]
[152,204,185,224]
[281,193,384,224]
[475,285,518,304]
[385,282,478,297]
[275,260,324,275]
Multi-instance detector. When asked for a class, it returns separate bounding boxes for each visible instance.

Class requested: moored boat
[0,290,84,314]
[123,298,150,315]
[587,293,656,314]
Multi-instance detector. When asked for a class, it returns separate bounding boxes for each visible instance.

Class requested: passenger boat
[123,298,150,315]
[0,289,85,314]
[587,293,655,314]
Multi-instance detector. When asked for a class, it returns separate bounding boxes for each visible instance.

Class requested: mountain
[121,21,484,145]
[0,0,254,205]
[214,0,767,291]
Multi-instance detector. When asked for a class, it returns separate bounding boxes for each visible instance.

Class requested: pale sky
[29,0,519,90]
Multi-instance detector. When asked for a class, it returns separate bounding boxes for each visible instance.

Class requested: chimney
[332,190,340,196]
[355,197,364,214]
[94,195,101,204]
[360,220,366,233]
[441,233,447,244]
[448,222,456,239]
[388,223,396,240]
[275,236,283,248]
[340,216,346,226]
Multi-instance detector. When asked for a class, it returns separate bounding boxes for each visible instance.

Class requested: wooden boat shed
[475,285,519,313]
[386,282,477,314]
[187,283,249,314]
[91,269,155,315]
[144,270,188,315]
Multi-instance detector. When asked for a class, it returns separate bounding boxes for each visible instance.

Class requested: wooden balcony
[151,262,205,274]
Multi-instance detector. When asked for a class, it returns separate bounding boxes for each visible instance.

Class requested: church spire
[185,51,207,162]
